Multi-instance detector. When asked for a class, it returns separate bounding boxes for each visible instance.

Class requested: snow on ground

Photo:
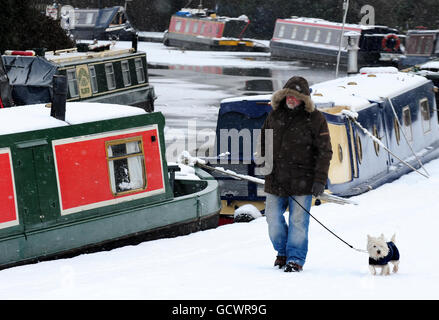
[0,157,438,300]
[1,40,437,300]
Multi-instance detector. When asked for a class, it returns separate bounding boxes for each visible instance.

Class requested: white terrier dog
[367,234,400,276]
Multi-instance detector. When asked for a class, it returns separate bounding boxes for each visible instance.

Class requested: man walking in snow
[259,76,332,272]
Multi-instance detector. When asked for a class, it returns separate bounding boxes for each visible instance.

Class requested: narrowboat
[404,58,439,87]
[398,29,439,68]
[60,5,137,41]
[209,67,439,221]
[270,17,404,66]
[0,102,221,269]
[163,7,267,52]
[2,43,156,112]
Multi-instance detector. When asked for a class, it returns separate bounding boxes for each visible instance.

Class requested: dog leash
[292,197,368,254]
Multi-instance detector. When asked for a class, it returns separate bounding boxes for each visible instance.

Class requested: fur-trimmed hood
[270,87,315,113]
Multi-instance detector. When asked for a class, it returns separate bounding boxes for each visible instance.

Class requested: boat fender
[381,34,400,52]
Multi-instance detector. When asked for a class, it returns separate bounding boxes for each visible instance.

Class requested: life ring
[382,34,400,52]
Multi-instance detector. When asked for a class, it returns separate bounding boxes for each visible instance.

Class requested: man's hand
[311,182,325,197]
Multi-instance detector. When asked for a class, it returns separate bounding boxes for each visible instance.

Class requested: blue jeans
[265,193,312,266]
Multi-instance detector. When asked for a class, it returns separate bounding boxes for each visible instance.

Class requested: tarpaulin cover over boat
[1,55,58,105]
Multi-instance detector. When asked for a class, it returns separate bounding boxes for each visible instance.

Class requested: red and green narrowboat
[163,6,267,52]
[0,102,220,269]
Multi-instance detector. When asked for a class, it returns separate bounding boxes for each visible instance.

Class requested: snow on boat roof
[0,102,146,135]
[221,94,271,104]
[310,67,430,111]
[220,68,429,113]
[44,47,137,65]
[407,29,439,34]
[418,59,439,70]
[277,17,386,31]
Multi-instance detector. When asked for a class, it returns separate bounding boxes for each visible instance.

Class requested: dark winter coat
[369,242,400,265]
[260,87,333,197]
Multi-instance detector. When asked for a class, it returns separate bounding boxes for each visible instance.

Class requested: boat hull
[71,83,156,112]
[164,33,266,52]
[0,110,221,269]
[270,40,390,66]
[0,173,220,270]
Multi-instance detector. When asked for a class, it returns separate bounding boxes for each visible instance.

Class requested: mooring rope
[344,112,429,179]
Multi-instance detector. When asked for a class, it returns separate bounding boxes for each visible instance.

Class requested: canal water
[133,41,348,160]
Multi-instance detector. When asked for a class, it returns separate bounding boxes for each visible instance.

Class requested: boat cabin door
[14,141,59,227]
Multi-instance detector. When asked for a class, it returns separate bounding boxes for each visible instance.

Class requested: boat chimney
[346,32,360,75]
[51,75,67,121]
[131,33,138,53]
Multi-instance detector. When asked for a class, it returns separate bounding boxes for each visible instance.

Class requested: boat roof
[175,8,249,23]
[0,103,145,136]
[44,46,140,65]
[73,6,124,28]
[221,94,271,104]
[407,29,439,35]
[418,59,439,70]
[220,68,430,113]
[3,46,140,73]
[276,17,389,32]
[311,67,430,111]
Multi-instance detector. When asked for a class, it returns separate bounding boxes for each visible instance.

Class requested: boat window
[394,117,401,145]
[416,36,432,54]
[420,98,431,133]
[66,69,79,98]
[278,25,285,38]
[106,137,146,196]
[211,24,218,36]
[192,22,199,34]
[303,28,310,41]
[200,22,206,35]
[291,27,298,39]
[89,66,98,93]
[337,144,343,162]
[175,19,182,32]
[372,125,380,156]
[135,58,145,83]
[98,10,115,26]
[75,11,98,26]
[422,36,434,55]
[105,63,116,90]
[325,31,332,44]
[335,31,342,46]
[314,29,321,42]
[356,135,362,164]
[402,106,413,141]
[184,21,191,33]
[435,37,439,54]
[121,60,131,87]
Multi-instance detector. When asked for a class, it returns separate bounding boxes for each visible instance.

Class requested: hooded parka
[260,76,333,196]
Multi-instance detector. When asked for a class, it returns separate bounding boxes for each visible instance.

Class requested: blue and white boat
[270,17,404,66]
[209,67,439,219]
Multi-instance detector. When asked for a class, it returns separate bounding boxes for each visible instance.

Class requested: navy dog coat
[369,241,400,266]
